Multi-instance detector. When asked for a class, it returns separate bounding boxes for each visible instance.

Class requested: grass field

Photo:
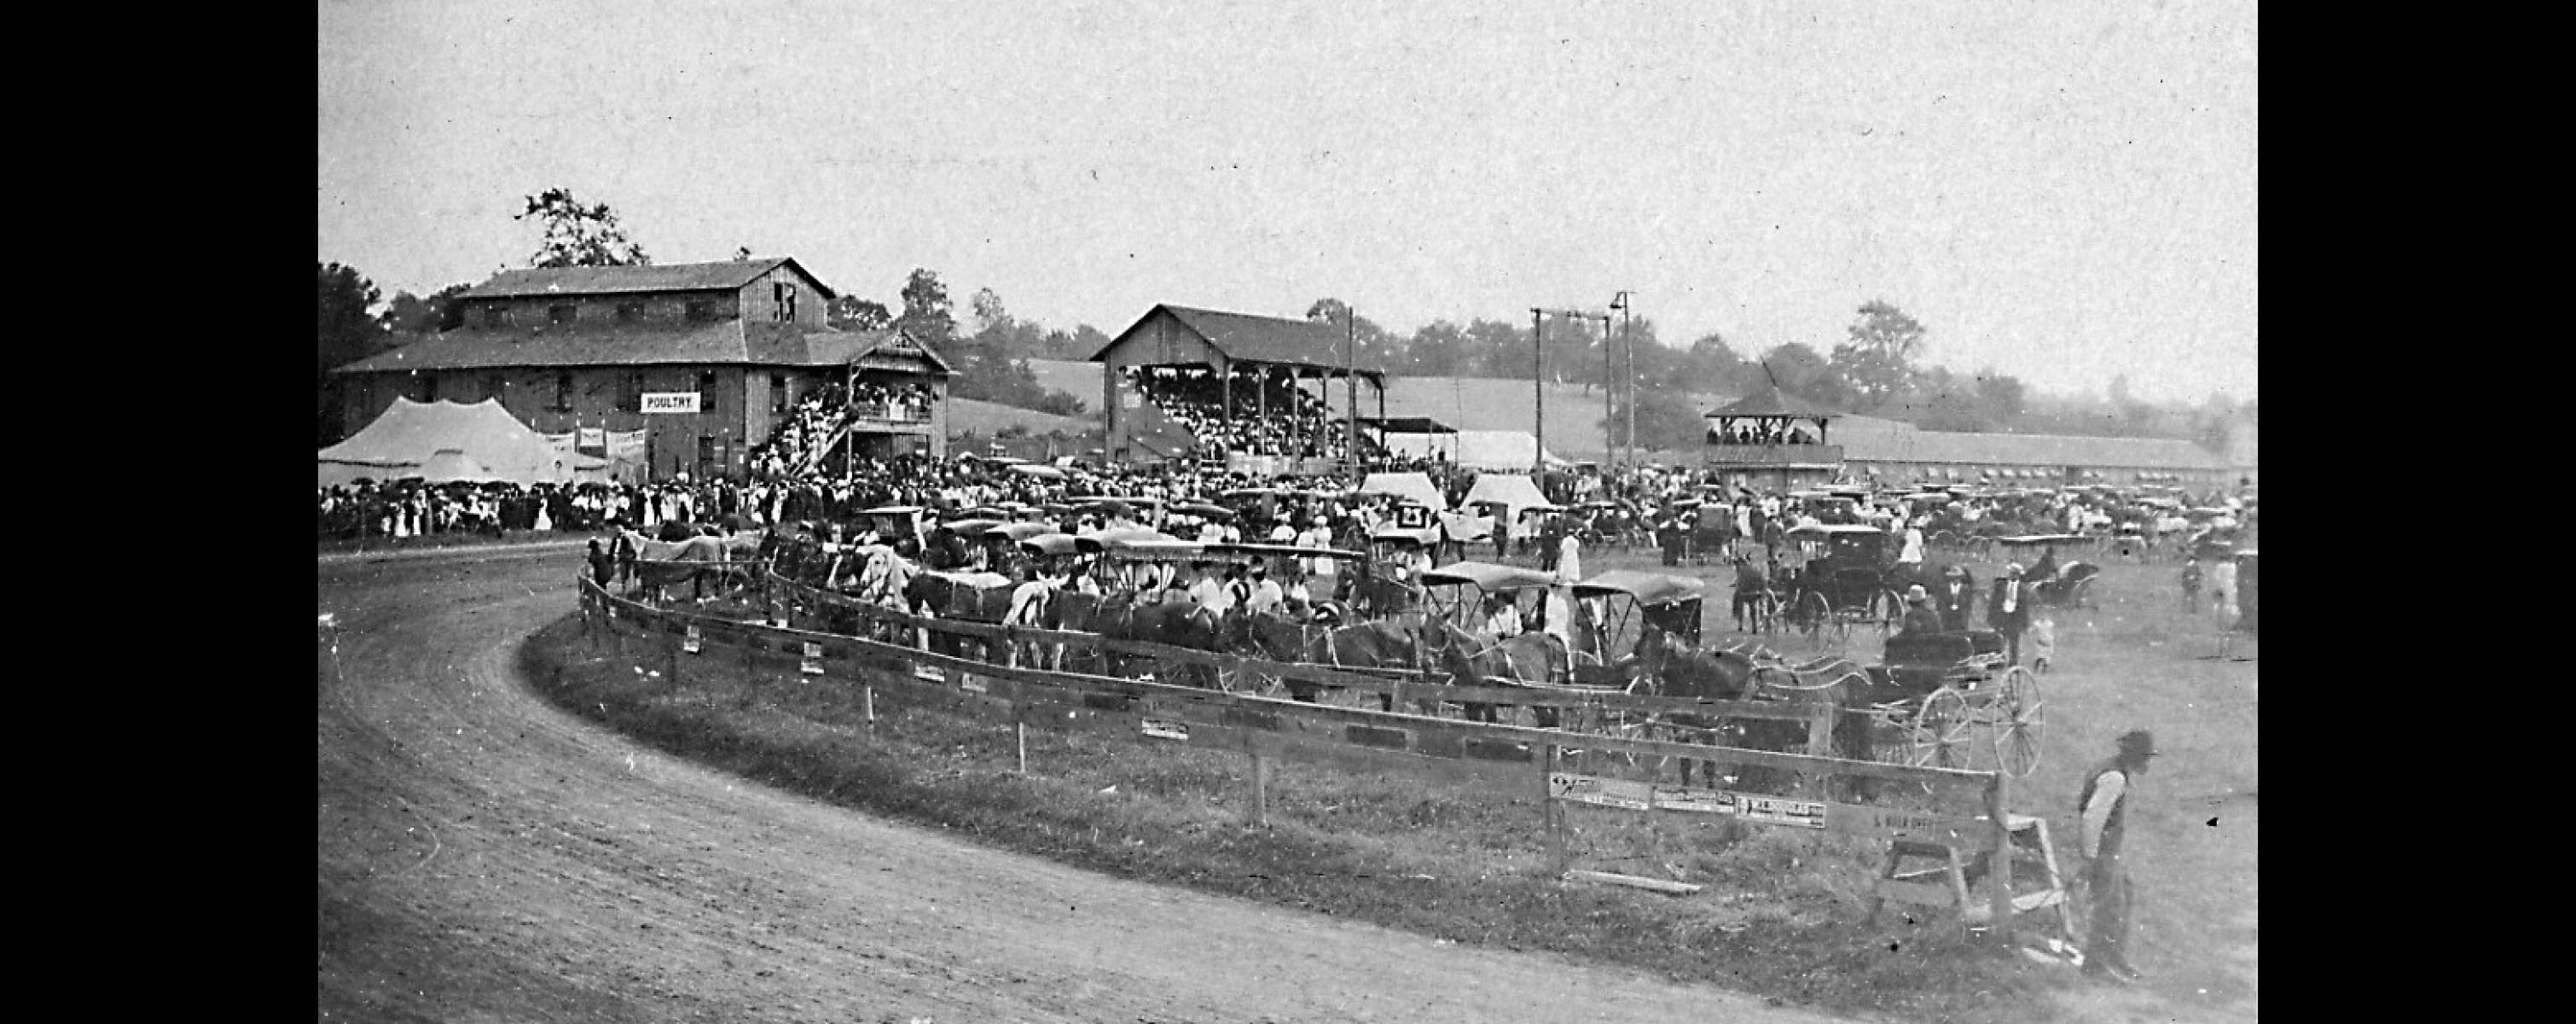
[526,541,2254,1022]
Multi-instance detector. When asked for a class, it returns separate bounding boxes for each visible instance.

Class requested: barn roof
[1838,428,2233,471]
[1092,304,1388,377]
[330,323,945,374]
[457,257,837,301]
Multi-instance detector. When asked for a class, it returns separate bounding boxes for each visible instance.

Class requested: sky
[318,0,2256,404]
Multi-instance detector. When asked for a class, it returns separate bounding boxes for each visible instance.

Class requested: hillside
[945,397,1099,439]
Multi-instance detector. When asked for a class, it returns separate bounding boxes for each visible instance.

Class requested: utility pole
[1529,308,1546,474]
[1345,307,1359,477]
[1600,312,1614,472]
[1612,291,1635,472]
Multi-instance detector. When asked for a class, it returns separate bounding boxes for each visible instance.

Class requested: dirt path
[317,548,1856,1023]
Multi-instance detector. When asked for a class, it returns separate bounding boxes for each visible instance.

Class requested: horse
[1415,620,1573,725]
[1229,609,1424,707]
[902,568,1014,659]
[617,527,759,602]
[1043,592,1227,688]
[1634,625,1867,789]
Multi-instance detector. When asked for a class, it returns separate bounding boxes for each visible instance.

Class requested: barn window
[554,372,575,411]
[484,373,508,400]
[620,371,644,412]
[771,373,788,414]
[698,369,720,412]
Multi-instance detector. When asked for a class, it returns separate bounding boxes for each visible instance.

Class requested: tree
[1305,299,1396,367]
[1606,389,1710,453]
[1829,300,1927,410]
[1681,331,1749,393]
[1758,343,1842,404]
[829,295,893,331]
[376,282,472,336]
[1404,320,1470,376]
[317,261,386,445]
[1971,368,2028,424]
[1463,318,1532,378]
[515,187,651,268]
[896,268,956,347]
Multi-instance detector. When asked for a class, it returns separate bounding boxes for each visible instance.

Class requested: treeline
[325,189,2248,454]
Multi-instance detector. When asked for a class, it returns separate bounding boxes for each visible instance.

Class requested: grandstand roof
[457,257,837,300]
[1091,305,1388,378]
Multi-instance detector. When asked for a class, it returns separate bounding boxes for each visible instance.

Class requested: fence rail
[583,574,2027,936]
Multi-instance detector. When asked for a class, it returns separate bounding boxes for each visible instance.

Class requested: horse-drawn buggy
[1849,629,2044,777]
[1774,523,1906,645]
[1993,534,2100,609]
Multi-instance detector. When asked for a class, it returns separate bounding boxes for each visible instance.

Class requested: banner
[577,427,606,451]
[642,393,701,414]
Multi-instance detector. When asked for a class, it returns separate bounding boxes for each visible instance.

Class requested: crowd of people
[1122,366,1362,462]
[1707,421,1823,445]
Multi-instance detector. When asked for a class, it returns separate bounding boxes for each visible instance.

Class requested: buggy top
[1571,570,1706,607]
[1420,561,1560,592]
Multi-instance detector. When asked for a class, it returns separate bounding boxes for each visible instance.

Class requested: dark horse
[1415,621,1575,725]
[902,569,1014,659]
[1230,610,1425,707]
[1635,625,1869,790]
[1043,591,1227,688]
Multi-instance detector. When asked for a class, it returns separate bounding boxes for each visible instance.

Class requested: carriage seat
[1883,632,1977,668]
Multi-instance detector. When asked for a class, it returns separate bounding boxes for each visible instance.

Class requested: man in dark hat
[1935,564,1978,633]
[2076,729,2159,984]
[1988,562,2032,666]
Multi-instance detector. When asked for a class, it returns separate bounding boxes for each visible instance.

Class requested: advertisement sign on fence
[1649,784,1739,815]
[913,664,947,684]
[1737,794,1829,829]
[958,672,989,694]
[682,625,701,654]
[800,641,824,675]
[641,392,702,414]
[1141,719,1189,741]
[1549,772,1653,811]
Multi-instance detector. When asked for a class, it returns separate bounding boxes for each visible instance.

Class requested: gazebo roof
[1703,386,1840,419]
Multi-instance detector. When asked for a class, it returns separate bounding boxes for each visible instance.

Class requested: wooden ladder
[1866,813,2076,942]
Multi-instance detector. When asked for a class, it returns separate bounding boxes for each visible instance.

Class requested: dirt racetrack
[317,544,1854,1024]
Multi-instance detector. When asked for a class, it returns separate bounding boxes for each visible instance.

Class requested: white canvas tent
[319,398,609,486]
[1382,429,1568,470]
[1459,472,1552,524]
[1356,471,1447,509]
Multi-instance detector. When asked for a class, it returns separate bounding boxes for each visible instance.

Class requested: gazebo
[1700,386,1846,491]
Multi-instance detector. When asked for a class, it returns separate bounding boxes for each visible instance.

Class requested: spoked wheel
[1908,687,1976,770]
[1876,590,1906,635]
[1993,666,2045,777]
[1796,592,1832,647]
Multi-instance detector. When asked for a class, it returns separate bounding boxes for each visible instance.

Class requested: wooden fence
[580,576,2031,938]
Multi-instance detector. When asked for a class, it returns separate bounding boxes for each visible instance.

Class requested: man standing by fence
[2077,730,2156,984]
[1988,563,2031,666]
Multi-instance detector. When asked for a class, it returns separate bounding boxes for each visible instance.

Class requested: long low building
[1830,416,2238,487]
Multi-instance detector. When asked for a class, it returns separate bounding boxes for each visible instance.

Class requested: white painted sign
[959,672,989,694]
[912,664,947,684]
[1649,785,1739,815]
[800,641,825,675]
[642,392,702,414]
[1141,719,1190,741]
[1737,794,1829,829]
[1549,772,1652,812]
[682,625,701,654]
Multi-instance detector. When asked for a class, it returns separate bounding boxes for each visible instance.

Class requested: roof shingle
[456,257,836,300]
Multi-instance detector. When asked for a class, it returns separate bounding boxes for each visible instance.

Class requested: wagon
[1857,630,2045,777]
[1776,524,1904,646]
[1570,570,1707,688]
[1418,559,1558,634]
[1993,534,2100,609]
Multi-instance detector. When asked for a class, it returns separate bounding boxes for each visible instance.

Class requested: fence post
[1540,742,1566,876]
[1015,712,1029,774]
[864,685,876,730]
[1804,700,1836,800]
[1987,771,2016,941]
[1247,742,1271,827]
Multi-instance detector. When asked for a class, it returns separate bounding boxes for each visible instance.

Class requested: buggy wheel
[1993,666,2045,777]
[1907,687,1976,770]
[1877,590,1905,634]
[1796,592,1831,645]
